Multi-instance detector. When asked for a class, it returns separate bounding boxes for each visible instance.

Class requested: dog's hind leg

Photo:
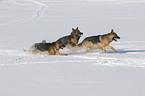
[82,41,94,53]
[106,46,117,52]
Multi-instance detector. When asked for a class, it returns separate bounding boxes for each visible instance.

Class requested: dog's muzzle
[78,32,83,37]
[113,36,120,42]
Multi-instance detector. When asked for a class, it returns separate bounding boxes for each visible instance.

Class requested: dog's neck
[101,33,113,44]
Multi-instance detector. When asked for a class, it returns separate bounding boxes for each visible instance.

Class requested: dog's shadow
[107,49,145,54]
[65,49,145,55]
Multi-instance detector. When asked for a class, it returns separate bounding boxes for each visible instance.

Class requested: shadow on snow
[107,49,145,54]
[66,49,145,55]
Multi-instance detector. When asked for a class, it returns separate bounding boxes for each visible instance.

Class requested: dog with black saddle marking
[29,40,67,56]
[57,27,83,50]
[78,29,120,53]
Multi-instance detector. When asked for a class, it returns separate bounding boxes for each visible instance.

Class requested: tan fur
[31,40,67,56]
[79,29,120,53]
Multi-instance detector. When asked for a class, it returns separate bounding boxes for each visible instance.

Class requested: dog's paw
[63,54,68,56]
[60,53,68,56]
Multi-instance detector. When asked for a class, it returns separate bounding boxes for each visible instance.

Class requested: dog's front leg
[106,46,117,52]
[100,49,106,52]
[56,51,68,56]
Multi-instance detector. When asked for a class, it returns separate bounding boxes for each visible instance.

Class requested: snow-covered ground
[0,0,145,96]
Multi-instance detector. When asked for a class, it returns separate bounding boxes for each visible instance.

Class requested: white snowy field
[0,0,145,96]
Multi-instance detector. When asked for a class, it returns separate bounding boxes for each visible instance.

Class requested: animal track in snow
[0,0,47,26]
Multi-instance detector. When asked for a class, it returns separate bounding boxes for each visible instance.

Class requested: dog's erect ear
[42,40,46,43]
[72,28,75,31]
[111,29,115,33]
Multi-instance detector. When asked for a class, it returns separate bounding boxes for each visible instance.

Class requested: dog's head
[110,29,120,42]
[71,27,83,38]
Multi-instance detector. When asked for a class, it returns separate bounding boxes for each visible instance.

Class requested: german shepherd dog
[57,27,83,50]
[78,29,120,53]
[29,40,67,56]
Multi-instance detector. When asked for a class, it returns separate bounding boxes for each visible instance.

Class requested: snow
[0,0,145,96]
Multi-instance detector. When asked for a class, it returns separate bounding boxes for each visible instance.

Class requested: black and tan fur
[57,27,83,50]
[29,40,67,56]
[78,29,120,53]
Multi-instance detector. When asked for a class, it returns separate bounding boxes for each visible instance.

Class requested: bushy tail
[23,49,28,52]
[23,49,32,54]
[23,45,36,54]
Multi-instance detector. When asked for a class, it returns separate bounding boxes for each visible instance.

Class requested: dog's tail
[23,44,36,54]
[23,49,32,54]
[23,49,28,52]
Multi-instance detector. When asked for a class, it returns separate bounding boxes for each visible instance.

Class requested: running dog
[78,29,120,53]
[57,27,83,50]
[29,40,67,56]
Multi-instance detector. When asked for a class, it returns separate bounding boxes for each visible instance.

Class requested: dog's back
[82,35,101,44]
[33,42,55,51]
[29,40,53,54]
